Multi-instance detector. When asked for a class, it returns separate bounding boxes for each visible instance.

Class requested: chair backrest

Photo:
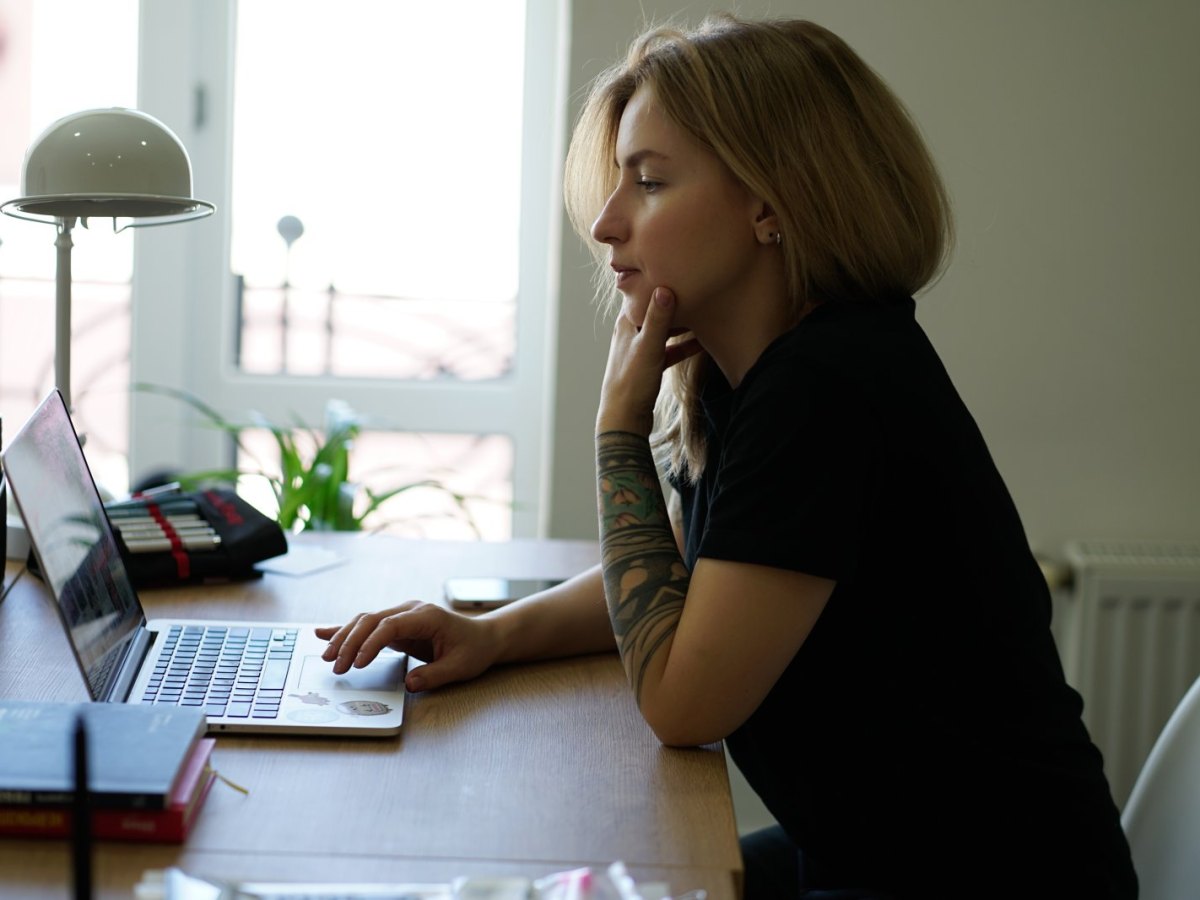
[1120,672,1200,900]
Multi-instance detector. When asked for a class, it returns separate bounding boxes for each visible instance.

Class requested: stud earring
[769,231,781,245]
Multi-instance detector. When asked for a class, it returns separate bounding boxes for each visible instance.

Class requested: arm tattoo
[596,431,690,703]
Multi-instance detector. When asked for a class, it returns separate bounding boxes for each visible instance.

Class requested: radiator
[1052,540,1200,809]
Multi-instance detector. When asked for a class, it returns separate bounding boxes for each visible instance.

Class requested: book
[0,737,216,843]
[0,700,206,809]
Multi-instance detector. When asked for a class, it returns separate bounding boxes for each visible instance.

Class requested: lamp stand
[54,217,76,410]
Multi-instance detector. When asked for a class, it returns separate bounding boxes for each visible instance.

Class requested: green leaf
[131,384,500,535]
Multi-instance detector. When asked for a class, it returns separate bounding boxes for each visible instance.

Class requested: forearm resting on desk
[318,566,615,692]
[487,565,616,664]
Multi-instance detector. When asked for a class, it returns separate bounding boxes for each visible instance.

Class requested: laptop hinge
[110,627,155,703]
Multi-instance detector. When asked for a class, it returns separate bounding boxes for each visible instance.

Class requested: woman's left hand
[597,286,701,436]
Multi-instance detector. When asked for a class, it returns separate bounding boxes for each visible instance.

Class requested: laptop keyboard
[140,624,298,719]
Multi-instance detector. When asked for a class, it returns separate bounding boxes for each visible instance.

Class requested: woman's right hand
[597,286,701,437]
[316,602,499,693]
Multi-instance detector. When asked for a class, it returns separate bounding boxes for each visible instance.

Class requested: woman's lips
[613,267,638,289]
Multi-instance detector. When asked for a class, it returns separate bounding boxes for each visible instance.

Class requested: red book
[0,737,216,843]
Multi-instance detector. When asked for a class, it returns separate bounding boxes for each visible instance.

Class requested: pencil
[104,482,184,508]
[107,513,206,526]
[106,501,200,518]
[115,522,217,536]
[123,534,223,553]
[72,712,92,900]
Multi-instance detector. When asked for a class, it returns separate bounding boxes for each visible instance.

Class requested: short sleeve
[696,357,875,581]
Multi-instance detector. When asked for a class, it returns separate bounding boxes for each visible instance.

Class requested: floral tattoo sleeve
[596,430,690,702]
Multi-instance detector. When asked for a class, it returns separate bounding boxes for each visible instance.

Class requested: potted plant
[132,383,480,535]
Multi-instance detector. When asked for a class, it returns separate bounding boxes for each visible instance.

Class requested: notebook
[1,389,405,736]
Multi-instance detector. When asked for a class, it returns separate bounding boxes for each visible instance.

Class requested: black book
[0,700,206,809]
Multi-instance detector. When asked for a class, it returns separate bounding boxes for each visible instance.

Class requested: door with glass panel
[130,0,562,539]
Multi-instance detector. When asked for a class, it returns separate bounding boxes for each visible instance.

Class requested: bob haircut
[563,13,954,480]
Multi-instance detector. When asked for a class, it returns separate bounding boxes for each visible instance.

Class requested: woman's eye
[636,178,662,193]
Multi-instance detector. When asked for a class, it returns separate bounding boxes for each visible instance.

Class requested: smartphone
[444,577,562,610]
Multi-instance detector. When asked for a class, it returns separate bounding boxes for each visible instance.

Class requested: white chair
[1120,672,1200,900]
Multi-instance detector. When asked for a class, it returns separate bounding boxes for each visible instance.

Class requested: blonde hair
[563,13,953,481]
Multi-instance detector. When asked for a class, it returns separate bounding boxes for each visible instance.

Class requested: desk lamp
[1,107,214,409]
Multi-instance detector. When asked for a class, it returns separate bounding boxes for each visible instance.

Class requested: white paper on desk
[234,883,450,899]
[141,867,453,899]
[255,545,347,577]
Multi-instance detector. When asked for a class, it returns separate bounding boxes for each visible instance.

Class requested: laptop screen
[2,390,144,699]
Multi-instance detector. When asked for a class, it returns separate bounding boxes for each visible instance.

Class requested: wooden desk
[0,534,742,899]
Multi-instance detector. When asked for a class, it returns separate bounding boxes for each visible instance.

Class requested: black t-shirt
[673,297,1136,897]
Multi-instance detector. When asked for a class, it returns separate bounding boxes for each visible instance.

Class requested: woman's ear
[753,202,780,246]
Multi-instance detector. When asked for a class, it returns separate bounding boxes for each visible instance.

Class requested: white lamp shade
[1,107,214,226]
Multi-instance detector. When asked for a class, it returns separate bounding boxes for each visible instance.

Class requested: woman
[320,14,1137,898]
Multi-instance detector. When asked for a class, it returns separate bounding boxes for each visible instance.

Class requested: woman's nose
[590,191,626,245]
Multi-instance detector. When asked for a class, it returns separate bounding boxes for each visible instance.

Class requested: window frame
[128,0,565,538]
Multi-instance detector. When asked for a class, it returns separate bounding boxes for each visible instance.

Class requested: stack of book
[0,700,216,843]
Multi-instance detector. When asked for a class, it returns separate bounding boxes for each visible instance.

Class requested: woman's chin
[620,296,652,327]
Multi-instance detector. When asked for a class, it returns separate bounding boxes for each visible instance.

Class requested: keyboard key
[260,658,291,690]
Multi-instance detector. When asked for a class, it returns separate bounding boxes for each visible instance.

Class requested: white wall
[544,0,1200,563]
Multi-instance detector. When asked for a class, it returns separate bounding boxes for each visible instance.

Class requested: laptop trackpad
[298,653,406,693]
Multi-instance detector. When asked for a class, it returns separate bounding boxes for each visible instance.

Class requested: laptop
[1,389,405,736]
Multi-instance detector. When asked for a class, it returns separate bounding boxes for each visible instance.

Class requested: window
[0,0,138,493]
[3,0,564,539]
